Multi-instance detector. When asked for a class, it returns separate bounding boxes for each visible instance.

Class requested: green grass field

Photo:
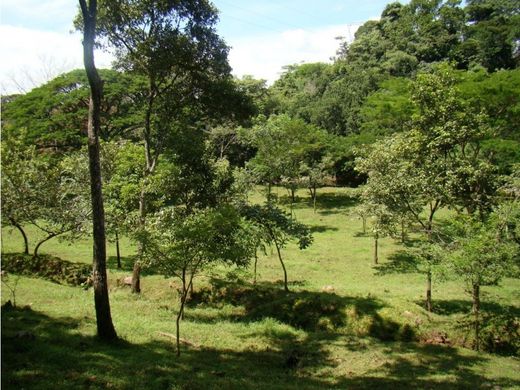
[2,187,520,389]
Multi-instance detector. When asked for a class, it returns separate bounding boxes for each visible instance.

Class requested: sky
[0,0,400,94]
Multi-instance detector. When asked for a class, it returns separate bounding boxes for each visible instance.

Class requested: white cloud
[227,23,360,84]
[2,0,77,30]
[1,22,360,94]
[0,25,113,94]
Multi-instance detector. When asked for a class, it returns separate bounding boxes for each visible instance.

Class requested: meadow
[2,187,520,389]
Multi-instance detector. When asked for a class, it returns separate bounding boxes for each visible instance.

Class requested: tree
[138,206,254,355]
[356,64,498,311]
[79,0,117,341]
[241,203,313,292]
[245,114,330,208]
[1,136,89,257]
[1,69,145,150]
[439,214,518,351]
[91,0,238,293]
[1,132,40,254]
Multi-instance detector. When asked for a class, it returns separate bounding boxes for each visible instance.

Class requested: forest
[2,0,520,388]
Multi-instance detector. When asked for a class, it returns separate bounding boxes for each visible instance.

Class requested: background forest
[2,0,520,388]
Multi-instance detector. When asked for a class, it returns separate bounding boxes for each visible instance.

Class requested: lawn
[2,187,519,389]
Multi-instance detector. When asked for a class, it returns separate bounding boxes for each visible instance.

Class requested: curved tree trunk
[34,233,57,257]
[80,0,117,341]
[10,219,29,255]
[273,238,289,292]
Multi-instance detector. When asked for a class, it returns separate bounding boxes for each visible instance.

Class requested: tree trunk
[373,232,379,265]
[253,250,258,285]
[34,233,57,257]
[401,220,406,244]
[132,186,147,293]
[131,261,141,293]
[362,217,366,235]
[176,290,186,357]
[309,186,317,213]
[80,0,117,341]
[472,283,480,351]
[115,231,121,269]
[426,270,432,312]
[273,237,289,292]
[176,272,195,356]
[10,219,29,255]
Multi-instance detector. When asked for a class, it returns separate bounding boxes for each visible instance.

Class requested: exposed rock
[321,285,335,293]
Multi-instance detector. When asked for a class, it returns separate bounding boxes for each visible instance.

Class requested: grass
[2,186,520,389]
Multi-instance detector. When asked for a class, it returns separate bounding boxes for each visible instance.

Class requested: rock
[321,285,335,293]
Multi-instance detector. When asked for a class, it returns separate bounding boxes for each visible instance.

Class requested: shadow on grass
[429,299,520,317]
[186,279,413,343]
[107,255,136,272]
[277,191,358,212]
[309,225,339,233]
[374,250,420,276]
[4,304,518,390]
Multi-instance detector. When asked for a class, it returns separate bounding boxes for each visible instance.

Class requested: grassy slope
[2,187,519,389]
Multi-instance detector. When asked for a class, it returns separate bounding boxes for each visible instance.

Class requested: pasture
[2,187,519,389]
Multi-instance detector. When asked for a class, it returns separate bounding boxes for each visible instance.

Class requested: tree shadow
[316,192,358,210]
[374,250,420,276]
[360,342,518,389]
[309,225,339,233]
[430,299,520,317]
[3,304,518,389]
[107,255,136,272]
[186,279,413,342]
[0,305,338,389]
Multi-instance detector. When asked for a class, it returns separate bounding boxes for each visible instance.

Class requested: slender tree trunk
[267,183,272,202]
[253,250,258,285]
[34,233,57,257]
[472,283,480,351]
[10,219,29,255]
[176,272,195,356]
[132,186,147,293]
[401,220,406,244]
[115,231,121,269]
[180,269,186,320]
[309,186,317,213]
[373,232,379,265]
[176,289,187,357]
[80,0,117,341]
[426,271,432,312]
[273,237,289,292]
[362,217,366,235]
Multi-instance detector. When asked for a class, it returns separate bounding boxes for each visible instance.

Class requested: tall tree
[93,0,236,292]
[79,0,117,341]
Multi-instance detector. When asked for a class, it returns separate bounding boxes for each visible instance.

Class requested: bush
[481,313,520,356]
